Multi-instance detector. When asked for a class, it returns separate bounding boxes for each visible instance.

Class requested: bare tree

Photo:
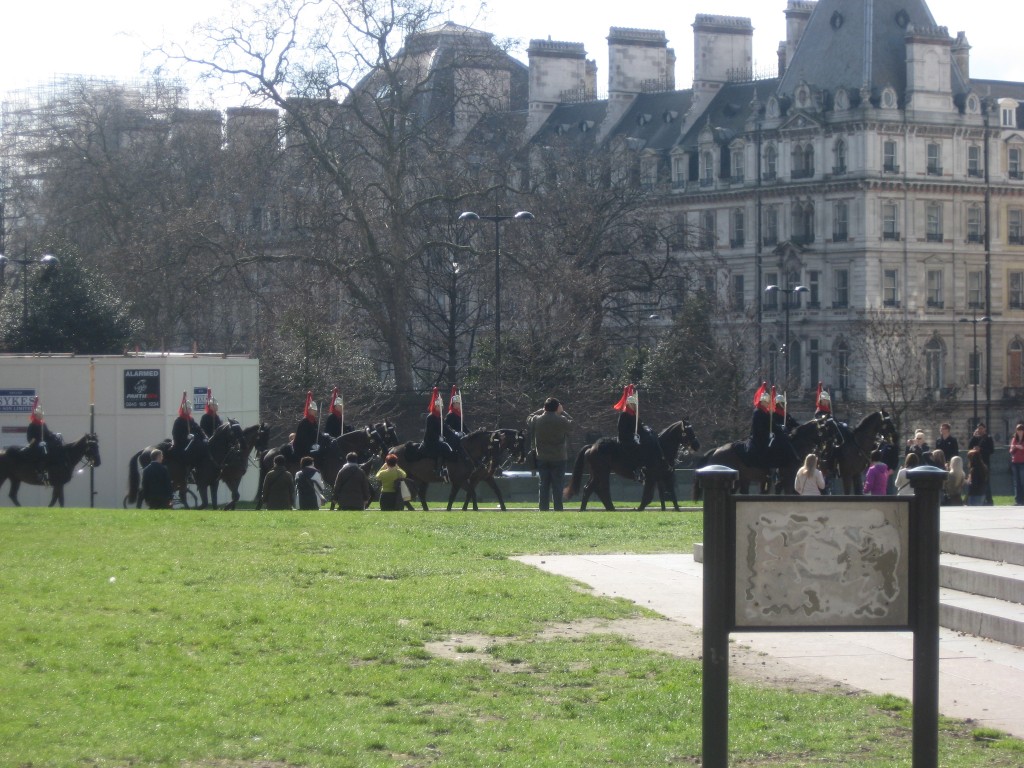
[857,310,930,441]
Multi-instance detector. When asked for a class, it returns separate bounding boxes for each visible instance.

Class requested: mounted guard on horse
[323,387,349,440]
[612,384,666,481]
[170,391,207,468]
[745,383,797,470]
[17,396,67,485]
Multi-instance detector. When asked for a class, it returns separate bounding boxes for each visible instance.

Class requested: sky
[1,0,1021,105]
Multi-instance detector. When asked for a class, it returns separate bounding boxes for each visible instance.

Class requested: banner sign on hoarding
[0,389,37,413]
[123,369,161,409]
[193,387,208,412]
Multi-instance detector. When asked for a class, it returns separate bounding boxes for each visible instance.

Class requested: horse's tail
[127,451,143,504]
[563,446,588,500]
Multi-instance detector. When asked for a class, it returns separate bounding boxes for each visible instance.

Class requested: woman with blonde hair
[944,455,965,506]
[794,453,825,496]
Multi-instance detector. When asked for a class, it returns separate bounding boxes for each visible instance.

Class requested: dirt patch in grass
[426,617,850,696]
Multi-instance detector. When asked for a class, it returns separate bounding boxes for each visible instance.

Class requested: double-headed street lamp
[456,209,534,371]
[0,252,60,327]
[764,284,808,384]
[959,311,991,425]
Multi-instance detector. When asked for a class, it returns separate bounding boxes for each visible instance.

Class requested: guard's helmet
[776,393,786,407]
[759,390,771,406]
[333,396,343,411]
[33,404,44,419]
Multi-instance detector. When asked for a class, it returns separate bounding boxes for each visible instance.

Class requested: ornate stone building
[521,0,1024,438]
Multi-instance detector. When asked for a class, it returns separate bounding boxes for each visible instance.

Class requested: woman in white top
[894,452,920,495]
[794,453,825,496]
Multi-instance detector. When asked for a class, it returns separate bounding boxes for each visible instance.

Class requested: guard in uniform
[420,386,454,479]
[443,386,475,466]
[292,391,320,460]
[612,384,664,479]
[769,390,798,467]
[323,387,349,440]
[746,383,774,469]
[199,389,223,439]
[21,396,62,482]
[170,392,204,466]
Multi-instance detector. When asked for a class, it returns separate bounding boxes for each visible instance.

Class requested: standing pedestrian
[793,453,825,495]
[527,397,573,510]
[862,450,891,495]
[944,455,965,506]
[140,449,174,509]
[935,423,960,466]
[333,452,372,510]
[967,423,995,504]
[1009,424,1024,505]
[262,454,294,510]
[894,452,919,495]
[966,447,989,506]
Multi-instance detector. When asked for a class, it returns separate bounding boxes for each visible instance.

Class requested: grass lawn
[1,506,1021,767]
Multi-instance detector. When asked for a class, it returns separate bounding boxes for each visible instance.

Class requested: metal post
[698,465,738,768]
[494,214,502,372]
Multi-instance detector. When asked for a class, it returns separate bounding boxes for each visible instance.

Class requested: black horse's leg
[9,478,21,507]
[598,475,615,511]
[484,477,505,511]
[638,478,655,510]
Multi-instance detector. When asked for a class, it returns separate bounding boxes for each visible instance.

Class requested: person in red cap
[612,384,664,479]
[324,387,349,440]
[291,391,320,461]
[199,389,224,439]
[20,396,61,482]
[170,391,203,465]
[420,386,455,479]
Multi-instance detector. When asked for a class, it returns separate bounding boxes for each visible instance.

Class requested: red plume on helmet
[753,382,769,411]
[447,385,462,416]
[29,396,43,425]
[613,384,637,415]
[815,381,831,414]
[303,391,316,422]
[178,391,190,418]
[427,387,442,418]
[204,388,214,414]
[328,386,341,416]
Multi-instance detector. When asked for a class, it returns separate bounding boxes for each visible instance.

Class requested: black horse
[450,428,528,511]
[565,420,701,511]
[822,411,899,494]
[0,433,101,507]
[693,417,837,498]
[196,422,271,509]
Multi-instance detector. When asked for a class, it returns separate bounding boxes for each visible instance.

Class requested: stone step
[941,530,1024,567]
[940,554,1024,605]
[940,588,1024,647]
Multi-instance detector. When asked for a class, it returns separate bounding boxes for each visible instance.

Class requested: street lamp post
[457,208,534,371]
[959,311,991,425]
[764,284,809,385]
[0,252,60,341]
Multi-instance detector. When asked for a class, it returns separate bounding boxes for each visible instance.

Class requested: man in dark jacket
[170,392,204,465]
[967,423,996,504]
[294,456,324,510]
[935,423,960,466]
[291,391,320,461]
[262,454,294,510]
[199,390,223,439]
[527,397,573,510]
[323,387,349,440]
[140,449,174,509]
[332,452,371,510]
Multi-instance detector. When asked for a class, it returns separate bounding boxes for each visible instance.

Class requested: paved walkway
[515,507,1024,738]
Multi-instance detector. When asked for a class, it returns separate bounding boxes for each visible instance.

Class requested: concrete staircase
[939,529,1024,647]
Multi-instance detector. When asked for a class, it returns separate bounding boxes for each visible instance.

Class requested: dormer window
[701,151,715,187]
[1000,98,1020,128]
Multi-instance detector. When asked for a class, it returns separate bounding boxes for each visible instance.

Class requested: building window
[1009,208,1024,245]
[925,338,943,391]
[700,210,716,249]
[792,201,815,244]
[730,208,745,248]
[763,206,778,246]
[701,151,715,186]
[792,143,814,179]
[967,145,983,178]
[764,271,778,310]
[731,148,745,181]
[926,270,944,308]
[882,201,900,240]
[671,155,686,189]
[836,341,851,394]
[968,270,984,309]
[926,202,943,242]
[1010,147,1023,180]
[883,268,900,307]
[808,338,820,388]
[807,270,821,308]
[1010,271,1024,309]
[764,145,778,180]
[966,206,984,243]
[833,201,849,241]
[927,143,942,175]
[833,269,849,308]
[833,139,847,174]
[732,274,745,310]
[883,140,899,173]
[1004,107,1018,129]
[1009,340,1024,389]
[969,349,982,387]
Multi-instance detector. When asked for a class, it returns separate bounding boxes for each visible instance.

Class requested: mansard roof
[678,80,780,148]
[530,101,609,147]
[777,0,967,101]
[608,91,695,151]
